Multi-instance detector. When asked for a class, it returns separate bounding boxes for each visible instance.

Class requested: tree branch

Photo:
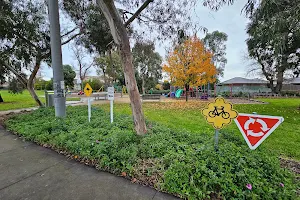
[61,27,79,38]
[124,0,154,26]
[61,33,81,46]
[0,59,28,87]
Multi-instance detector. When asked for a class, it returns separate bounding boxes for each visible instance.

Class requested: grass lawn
[0,90,80,111]
[100,98,300,161]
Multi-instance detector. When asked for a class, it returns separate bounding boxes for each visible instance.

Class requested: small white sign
[107,87,114,101]
[60,81,65,89]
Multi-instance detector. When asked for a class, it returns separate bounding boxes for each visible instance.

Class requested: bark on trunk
[103,70,107,86]
[185,84,189,102]
[275,70,284,94]
[142,78,145,95]
[81,79,84,91]
[28,59,43,107]
[108,49,115,84]
[97,0,147,135]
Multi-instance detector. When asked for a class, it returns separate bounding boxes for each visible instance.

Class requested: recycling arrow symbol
[244,117,270,137]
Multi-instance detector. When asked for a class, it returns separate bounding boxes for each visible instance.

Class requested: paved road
[0,126,178,200]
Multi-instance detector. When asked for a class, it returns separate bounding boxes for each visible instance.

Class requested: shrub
[281,90,300,97]
[5,107,298,199]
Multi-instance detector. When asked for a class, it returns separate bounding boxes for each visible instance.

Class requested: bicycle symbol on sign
[208,106,230,119]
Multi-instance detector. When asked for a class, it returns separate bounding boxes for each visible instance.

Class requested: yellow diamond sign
[202,97,238,129]
[84,83,93,97]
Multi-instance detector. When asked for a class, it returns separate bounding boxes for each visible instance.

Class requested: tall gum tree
[246,0,300,93]
[75,0,258,134]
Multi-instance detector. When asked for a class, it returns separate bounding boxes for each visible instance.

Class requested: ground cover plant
[0,90,80,111]
[6,105,298,199]
[101,98,300,160]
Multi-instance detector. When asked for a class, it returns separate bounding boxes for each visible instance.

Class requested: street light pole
[48,0,66,117]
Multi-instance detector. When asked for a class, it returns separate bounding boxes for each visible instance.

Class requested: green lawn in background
[100,98,300,160]
[0,90,80,111]
[0,90,45,111]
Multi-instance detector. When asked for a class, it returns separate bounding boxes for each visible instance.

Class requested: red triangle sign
[234,113,284,150]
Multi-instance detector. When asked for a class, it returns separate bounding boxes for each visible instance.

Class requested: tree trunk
[142,78,145,95]
[0,60,27,87]
[1,58,43,107]
[28,59,43,107]
[108,49,115,84]
[103,70,107,86]
[97,0,147,135]
[267,80,276,94]
[275,70,284,94]
[185,84,189,102]
[0,94,3,103]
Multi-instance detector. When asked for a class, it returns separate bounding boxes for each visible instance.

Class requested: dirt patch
[280,157,300,177]
[280,157,300,195]
[132,158,164,189]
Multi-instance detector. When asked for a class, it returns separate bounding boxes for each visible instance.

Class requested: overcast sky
[42,0,252,82]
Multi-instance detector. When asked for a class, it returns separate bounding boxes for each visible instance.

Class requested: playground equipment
[175,89,184,98]
[170,83,217,99]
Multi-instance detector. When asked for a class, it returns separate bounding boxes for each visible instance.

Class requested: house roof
[290,77,300,85]
[220,77,268,85]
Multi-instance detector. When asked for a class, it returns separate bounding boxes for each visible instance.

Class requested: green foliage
[45,79,53,90]
[246,0,300,93]
[63,65,76,88]
[63,1,112,54]
[162,81,171,90]
[132,41,162,94]
[8,77,25,94]
[34,78,48,90]
[94,52,124,86]
[203,31,228,77]
[281,90,300,97]
[83,79,103,91]
[5,106,298,199]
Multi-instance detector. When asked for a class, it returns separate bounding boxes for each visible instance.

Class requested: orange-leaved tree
[163,36,217,101]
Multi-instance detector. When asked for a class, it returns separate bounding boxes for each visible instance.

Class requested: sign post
[84,83,93,122]
[107,87,114,123]
[234,113,284,150]
[202,97,238,151]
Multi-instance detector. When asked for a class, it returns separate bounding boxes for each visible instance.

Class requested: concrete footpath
[0,126,178,200]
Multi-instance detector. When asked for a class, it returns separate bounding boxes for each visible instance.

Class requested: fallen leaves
[121,172,127,177]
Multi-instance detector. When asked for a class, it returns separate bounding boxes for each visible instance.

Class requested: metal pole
[214,129,219,151]
[88,98,91,122]
[110,100,113,123]
[48,0,66,117]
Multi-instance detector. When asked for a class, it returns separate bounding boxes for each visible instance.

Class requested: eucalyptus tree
[203,31,228,77]
[132,41,162,94]
[246,0,300,93]
[0,0,81,106]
